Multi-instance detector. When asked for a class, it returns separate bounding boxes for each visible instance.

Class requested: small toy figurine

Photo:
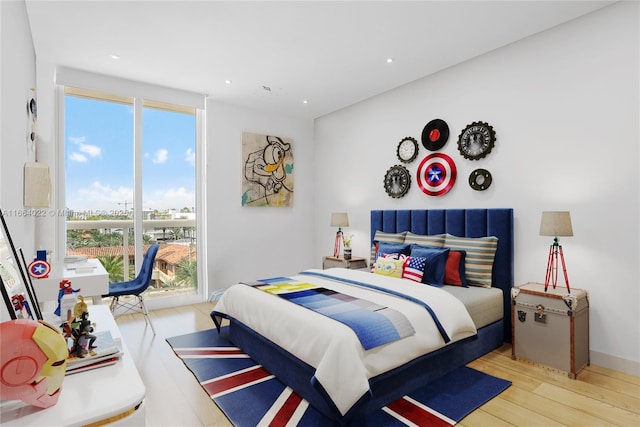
[60,321,80,354]
[73,296,88,319]
[10,293,33,319]
[76,311,97,354]
[54,279,81,317]
[61,310,96,358]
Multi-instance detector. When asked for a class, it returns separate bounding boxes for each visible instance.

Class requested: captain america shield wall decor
[416,153,457,196]
[28,260,50,279]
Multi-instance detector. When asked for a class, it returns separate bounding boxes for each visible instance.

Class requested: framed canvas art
[242,132,294,207]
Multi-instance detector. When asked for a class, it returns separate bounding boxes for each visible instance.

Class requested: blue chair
[103,244,159,335]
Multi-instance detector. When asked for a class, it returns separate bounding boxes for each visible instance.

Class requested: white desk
[32,258,109,304]
[0,305,146,426]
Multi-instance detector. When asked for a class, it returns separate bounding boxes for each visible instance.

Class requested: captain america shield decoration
[28,259,51,278]
[417,153,457,196]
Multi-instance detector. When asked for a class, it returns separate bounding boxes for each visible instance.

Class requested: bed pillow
[372,254,405,278]
[401,256,427,283]
[443,234,498,287]
[375,241,411,260]
[373,230,407,244]
[403,232,446,247]
[409,244,450,287]
[444,250,468,287]
[371,231,407,264]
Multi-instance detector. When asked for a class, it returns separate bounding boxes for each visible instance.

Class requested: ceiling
[25,1,615,119]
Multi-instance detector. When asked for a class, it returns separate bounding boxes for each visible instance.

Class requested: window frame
[55,79,207,309]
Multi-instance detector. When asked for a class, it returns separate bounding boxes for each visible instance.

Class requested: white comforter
[213,268,476,415]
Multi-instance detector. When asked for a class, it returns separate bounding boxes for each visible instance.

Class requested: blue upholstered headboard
[371,208,514,342]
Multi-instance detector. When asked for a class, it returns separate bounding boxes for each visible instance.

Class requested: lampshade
[330,212,349,227]
[539,211,573,237]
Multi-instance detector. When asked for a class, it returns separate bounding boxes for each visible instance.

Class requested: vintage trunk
[511,282,589,378]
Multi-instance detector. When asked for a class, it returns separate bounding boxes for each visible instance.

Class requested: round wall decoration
[421,119,450,151]
[457,121,496,160]
[469,168,492,191]
[28,259,50,278]
[384,165,411,198]
[416,153,457,196]
[396,137,419,163]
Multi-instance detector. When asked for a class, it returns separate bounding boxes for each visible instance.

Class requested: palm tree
[99,255,124,283]
[176,258,197,287]
[168,227,184,241]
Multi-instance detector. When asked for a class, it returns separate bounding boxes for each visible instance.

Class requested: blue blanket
[244,277,415,350]
[300,270,450,343]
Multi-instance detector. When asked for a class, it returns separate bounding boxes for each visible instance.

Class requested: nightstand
[322,256,368,270]
[511,282,589,378]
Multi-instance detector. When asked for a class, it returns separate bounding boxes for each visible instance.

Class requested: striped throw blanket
[244,277,415,350]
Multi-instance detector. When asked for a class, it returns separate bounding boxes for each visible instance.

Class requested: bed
[211,208,514,424]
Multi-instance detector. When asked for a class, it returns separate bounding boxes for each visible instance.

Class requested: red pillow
[444,250,468,287]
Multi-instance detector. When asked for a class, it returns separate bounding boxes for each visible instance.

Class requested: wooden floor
[115,302,640,426]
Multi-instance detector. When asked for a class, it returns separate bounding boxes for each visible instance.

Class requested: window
[63,86,201,305]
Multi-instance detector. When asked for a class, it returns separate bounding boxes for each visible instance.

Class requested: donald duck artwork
[242,133,294,207]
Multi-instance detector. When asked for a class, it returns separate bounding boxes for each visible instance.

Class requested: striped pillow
[444,234,498,287]
[373,230,407,243]
[403,232,446,247]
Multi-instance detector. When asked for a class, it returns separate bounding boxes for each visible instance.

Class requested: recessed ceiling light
[110,54,121,60]
[386,58,394,63]
[303,100,308,104]
[225,79,232,84]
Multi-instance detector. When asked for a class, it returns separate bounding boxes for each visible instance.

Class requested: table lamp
[539,211,573,293]
[330,212,349,258]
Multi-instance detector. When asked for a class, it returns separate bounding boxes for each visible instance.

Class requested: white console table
[0,305,146,426]
[32,258,109,305]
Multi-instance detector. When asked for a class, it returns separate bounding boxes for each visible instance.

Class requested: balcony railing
[66,218,196,296]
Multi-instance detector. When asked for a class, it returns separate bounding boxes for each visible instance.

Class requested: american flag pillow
[402,256,427,283]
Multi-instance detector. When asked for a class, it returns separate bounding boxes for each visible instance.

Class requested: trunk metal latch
[535,304,547,323]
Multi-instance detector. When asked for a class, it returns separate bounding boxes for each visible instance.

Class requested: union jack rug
[167,328,510,426]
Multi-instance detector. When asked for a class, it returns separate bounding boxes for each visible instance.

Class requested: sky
[65,96,196,214]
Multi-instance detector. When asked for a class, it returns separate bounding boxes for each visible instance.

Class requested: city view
[64,89,198,298]
[65,208,197,295]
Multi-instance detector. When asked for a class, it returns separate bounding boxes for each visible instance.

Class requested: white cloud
[68,152,88,163]
[68,182,194,212]
[68,135,101,161]
[70,181,134,211]
[79,143,101,158]
[185,148,195,167]
[144,187,195,211]
[152,149,168,164]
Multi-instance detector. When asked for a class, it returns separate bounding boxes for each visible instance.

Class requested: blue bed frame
[216,208,514,424]
[371,208,514,343]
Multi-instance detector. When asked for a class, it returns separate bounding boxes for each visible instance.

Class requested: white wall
[314,2,639,375]
[206,101,315,291]
[0,0,37,322]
